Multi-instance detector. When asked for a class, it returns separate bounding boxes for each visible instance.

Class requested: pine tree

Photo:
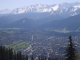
[26,55,28,60]
[9,48,13,60]
[31,55,34,60]
[38,56,41,60]
[48,57,50,60]
[65,36,76,60]
[0,46,29,60]
[44,56,47,60]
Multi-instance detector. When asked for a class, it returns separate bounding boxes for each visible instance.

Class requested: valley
[0,2,80,59]
[0,28,80,58]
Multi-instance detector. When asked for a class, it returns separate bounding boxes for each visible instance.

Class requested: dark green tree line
[0,46,28,60]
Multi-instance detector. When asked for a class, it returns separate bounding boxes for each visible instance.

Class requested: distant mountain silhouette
[38,14,80,30]
[0,14,80,31]
[0,16,12,27]
[6,18,36,29]
[0,12,51,21]
[36,14,64,25]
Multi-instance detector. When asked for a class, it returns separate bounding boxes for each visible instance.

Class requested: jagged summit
[0,2,79,15]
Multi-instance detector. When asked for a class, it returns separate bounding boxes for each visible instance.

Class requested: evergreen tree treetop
[65,35,77,60]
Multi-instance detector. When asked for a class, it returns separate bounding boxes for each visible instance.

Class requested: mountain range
[1,14,80,31]
[1,2,80,17]
[5,18,36,28]
[38,14,80,31]
[0,2,80,31]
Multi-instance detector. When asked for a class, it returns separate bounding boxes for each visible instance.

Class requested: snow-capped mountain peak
[1,2,80,17]
[74,4,80,8]
[51,4,59,11]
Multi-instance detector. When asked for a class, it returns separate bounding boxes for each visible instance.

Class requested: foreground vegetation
[0,36,79,60]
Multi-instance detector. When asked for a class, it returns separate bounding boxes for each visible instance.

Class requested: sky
[0,0,80,10]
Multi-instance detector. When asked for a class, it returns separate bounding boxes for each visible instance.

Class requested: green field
[4,40,30,51]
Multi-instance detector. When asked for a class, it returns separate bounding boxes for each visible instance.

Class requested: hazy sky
[0,0,80,10]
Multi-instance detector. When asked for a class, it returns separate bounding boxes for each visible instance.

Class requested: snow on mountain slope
[1,2,80,16]
[51,4,59,11]
[0,9,10,14]
[73,4,80,11]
